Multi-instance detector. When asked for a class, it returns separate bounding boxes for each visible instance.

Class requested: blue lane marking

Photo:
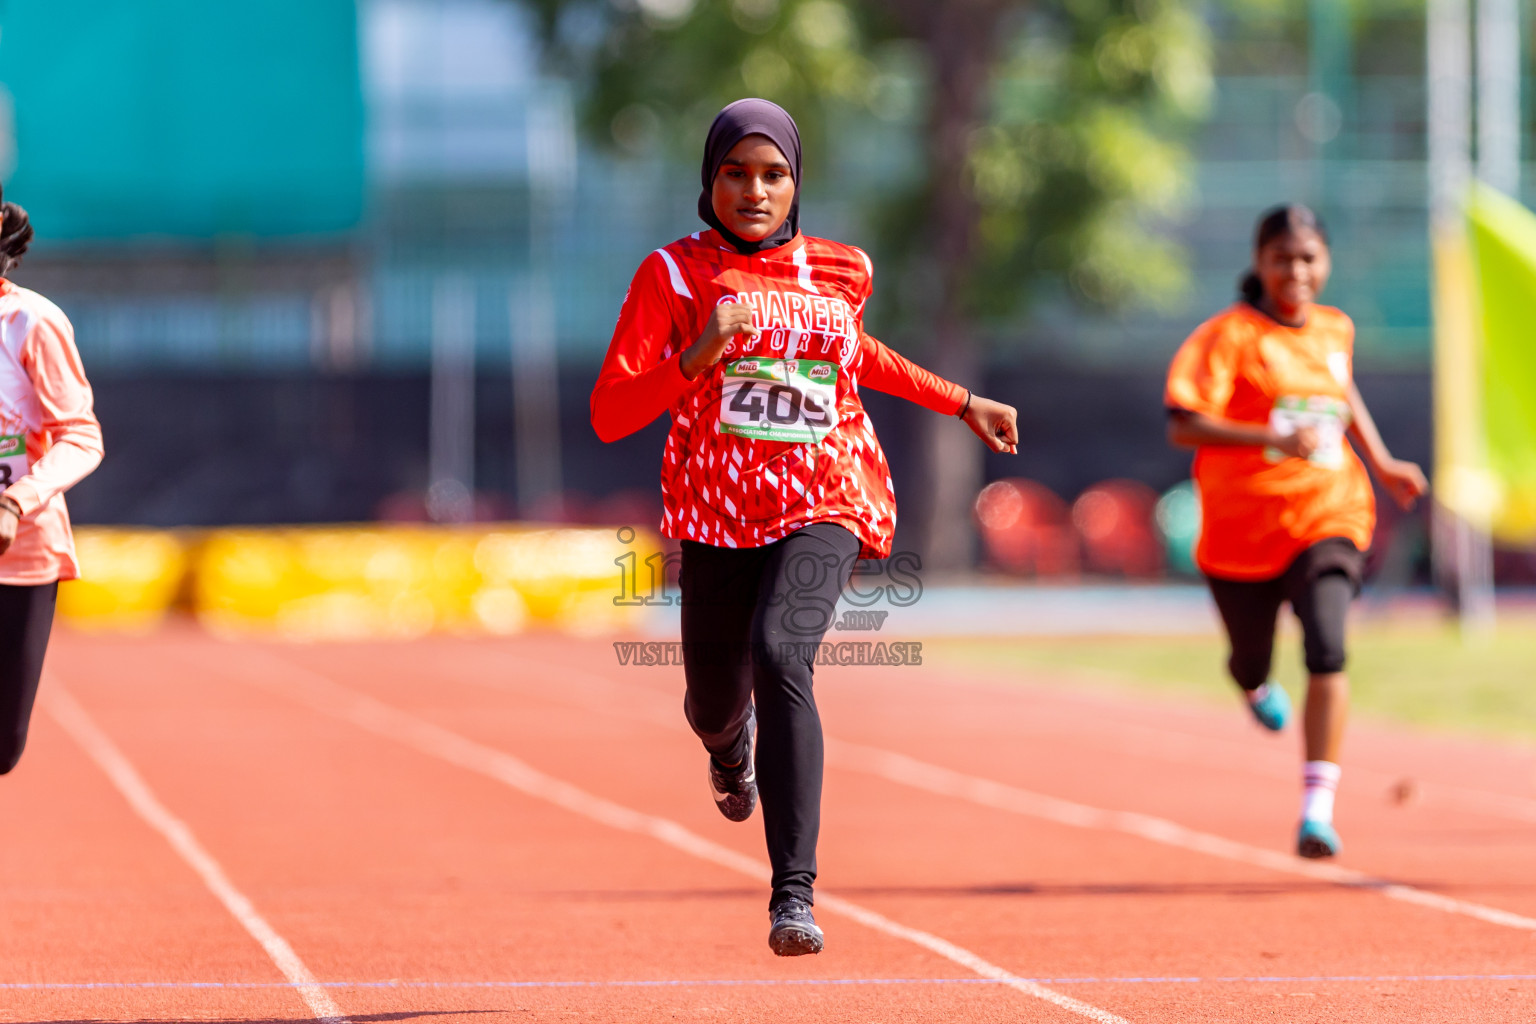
[1,975,1533,990]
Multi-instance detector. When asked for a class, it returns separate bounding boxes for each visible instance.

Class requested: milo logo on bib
[719,358,839,444]
[0,434,26,489]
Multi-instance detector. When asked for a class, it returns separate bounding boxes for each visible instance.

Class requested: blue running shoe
[1245,682,1291,732]
[1297,819,1341,859]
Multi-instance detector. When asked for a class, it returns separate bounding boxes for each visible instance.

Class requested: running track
[3,625,1534,1023]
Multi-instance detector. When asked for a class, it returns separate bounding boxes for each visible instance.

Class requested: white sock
[1246,681,1273,704]
[1302,760,1342,823]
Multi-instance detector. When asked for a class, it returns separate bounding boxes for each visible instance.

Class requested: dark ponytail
[0,185,34,278]
[1239,203,1328,305]
[1239,270,1264,305]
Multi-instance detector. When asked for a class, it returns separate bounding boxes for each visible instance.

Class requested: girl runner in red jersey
[592,99,1017,955]
[0,191,104,773]
[1165,205,1425,859]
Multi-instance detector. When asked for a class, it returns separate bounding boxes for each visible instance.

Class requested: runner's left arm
[857,332,1018,454]
[856,331,966,414]
[4,313,103,517]
[1344,383,1427,510]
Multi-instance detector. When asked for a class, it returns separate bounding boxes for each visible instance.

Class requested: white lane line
[3,972,1536,989]
[242,658,1131,1024]
[908,671,1536,828]
[823,738,1536,933]
[47,688,351,1024]
[450,657,1536,934]
[499,654,1536,828]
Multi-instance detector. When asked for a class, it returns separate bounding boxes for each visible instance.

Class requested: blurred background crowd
[0,0,1519,633]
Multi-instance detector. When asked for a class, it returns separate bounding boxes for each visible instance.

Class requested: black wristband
[957,390,972,419]
[0,496,20,519]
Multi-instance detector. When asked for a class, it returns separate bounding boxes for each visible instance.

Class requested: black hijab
[698,98,802,255]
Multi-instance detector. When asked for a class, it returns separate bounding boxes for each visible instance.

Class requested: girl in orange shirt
[0,192,105,774]
[1165,205,1425,858]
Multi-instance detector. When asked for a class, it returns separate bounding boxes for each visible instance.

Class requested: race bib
[1265,396,1349,469]
[0,435,26,490]
[719,358,839,443]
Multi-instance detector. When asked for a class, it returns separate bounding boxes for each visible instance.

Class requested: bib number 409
[719,359,839,443]
[728,380,831,427]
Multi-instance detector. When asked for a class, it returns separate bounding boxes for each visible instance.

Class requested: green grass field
[926,616,1536,744]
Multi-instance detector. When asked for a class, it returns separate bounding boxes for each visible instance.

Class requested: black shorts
[1205,538,1363,689]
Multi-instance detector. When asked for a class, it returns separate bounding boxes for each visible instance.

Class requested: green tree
[526,0,1211,568]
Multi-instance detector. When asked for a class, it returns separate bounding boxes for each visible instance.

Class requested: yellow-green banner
[1466,185,1536,542]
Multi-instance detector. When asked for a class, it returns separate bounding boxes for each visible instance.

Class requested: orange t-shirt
[1164,303,1374,581]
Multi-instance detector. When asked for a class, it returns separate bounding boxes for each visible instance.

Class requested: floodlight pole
[1427,0,1496,635]
[430,273,476,523]
[513,85,574,519]
[1306,0,1351,200]
[1476,0,1521,197]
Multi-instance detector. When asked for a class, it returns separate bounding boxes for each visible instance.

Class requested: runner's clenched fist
[681,302,759,379]
[962,396,1019,454]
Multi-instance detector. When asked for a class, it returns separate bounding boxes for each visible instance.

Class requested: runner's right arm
[1165,318,1314,457]
[591,255,697,444]
[592,255,766,442]
[1168,410,1314,457]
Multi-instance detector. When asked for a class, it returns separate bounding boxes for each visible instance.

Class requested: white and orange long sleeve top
[0,280,103,584]
[591,231,964,558]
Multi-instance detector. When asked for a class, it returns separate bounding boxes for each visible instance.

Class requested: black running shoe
[768,898,824,957]
[708,716,757,822]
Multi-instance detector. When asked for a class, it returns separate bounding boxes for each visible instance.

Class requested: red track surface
[2,624,1533,1022]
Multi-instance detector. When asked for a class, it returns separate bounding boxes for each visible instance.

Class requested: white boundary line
[626,655,1536,827]
[46,687,351,1024]
[910,671,1536,828]
[245,658,1132,1024]
[2,972,1535,990]
[454,657,1536,934]
[823,739,1536,933]
[579,642,1536,828]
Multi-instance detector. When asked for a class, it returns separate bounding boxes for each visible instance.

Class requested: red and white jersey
[592,230,964,558]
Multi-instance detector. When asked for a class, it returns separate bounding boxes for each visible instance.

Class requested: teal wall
[0,0,365,241]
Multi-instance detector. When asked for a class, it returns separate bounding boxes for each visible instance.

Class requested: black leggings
[1207,549,1354,690]
[0,583,56,774]
[679,522,859,907]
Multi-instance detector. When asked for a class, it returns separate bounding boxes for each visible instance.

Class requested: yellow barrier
[58,529,190,633]
[59,524,665,640]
